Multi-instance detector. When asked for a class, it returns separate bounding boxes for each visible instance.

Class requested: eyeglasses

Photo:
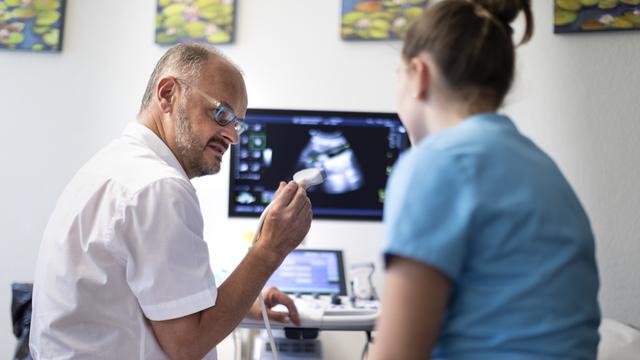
[175,77,247,135]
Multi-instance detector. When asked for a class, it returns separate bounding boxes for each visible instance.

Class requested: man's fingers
[274,292,300,326]
[270,181,299,210]
[301,205,312,225]
[265,289,300,326]
[286,304,300,326]
[267,310,291,324]
[299,196,312,216]
[272,181,287,198]
[289,186,311,214]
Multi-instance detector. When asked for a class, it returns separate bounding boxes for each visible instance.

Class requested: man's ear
[156,77,177,113]
[409,57,430,101]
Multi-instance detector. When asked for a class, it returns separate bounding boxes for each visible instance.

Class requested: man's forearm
[195,245,283,356]
[150,245,284,360]
[203,245,282,328]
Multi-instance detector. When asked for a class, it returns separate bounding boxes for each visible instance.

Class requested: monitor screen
[264,249,346,296]
[228,109,410,220]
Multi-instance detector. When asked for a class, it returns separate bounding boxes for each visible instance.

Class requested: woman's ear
[409,57,430,101]
[156,77,177,113]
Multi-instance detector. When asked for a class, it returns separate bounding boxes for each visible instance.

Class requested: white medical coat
[30,123,218,359]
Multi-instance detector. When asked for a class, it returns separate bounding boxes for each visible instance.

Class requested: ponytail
[402,0,534,108]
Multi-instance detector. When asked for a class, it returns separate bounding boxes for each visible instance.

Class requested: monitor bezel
[228,108,404,221]
[269,248,347,296]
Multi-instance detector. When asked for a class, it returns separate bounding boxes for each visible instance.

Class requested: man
[30,43,312,359]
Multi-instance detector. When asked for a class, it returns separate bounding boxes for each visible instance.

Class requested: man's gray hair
[139,43,229,114]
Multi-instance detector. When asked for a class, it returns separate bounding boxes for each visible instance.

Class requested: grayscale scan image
[297,129,363,194]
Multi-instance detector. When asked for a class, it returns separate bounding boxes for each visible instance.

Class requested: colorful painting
[341,0,427,41]
[0,0,65,52]
[555,0,640,33]
[155,0,236,46]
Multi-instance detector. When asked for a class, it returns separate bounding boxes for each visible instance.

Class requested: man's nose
[220,124,239,145]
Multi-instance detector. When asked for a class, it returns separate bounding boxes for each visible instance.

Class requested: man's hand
[248,287,301,326]
[256,181,312,261]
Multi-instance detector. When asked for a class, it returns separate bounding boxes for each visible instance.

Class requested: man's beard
[175,105,221,177]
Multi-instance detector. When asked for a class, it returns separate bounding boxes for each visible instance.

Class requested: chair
[598,317,640,360]
[11,282,33,360]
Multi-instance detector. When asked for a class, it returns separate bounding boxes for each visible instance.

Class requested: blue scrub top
[384,113,600,359]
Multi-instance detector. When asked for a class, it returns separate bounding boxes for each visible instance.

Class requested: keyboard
[239,295,380,331]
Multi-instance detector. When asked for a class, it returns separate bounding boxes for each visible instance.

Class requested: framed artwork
[0,0,66,52]
[155,0,236,46]
[341,0,427,41]
[555,0,640,33]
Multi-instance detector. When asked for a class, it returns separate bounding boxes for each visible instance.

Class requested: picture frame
[155,0,237,46]
[0,0,66,52]
[555,0,640,33]
[341,0,427,41]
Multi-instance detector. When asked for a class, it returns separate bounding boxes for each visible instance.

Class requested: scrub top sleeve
[118,178,217,321]
[383,149,474,281]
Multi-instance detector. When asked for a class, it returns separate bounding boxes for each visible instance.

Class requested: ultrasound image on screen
[228,109,409,220]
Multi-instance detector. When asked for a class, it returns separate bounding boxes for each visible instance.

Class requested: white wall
[511,4,640,329]
[0,0,638,358]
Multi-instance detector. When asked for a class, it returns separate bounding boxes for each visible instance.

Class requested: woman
[371,1,600,359]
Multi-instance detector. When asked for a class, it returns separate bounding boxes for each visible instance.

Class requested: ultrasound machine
[239,249,380,360]
[227,108,410,359]
[239,249,380,331]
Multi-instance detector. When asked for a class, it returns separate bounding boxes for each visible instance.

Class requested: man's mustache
[207,136,229,152]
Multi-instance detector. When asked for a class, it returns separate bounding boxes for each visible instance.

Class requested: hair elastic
[464,0,513,35]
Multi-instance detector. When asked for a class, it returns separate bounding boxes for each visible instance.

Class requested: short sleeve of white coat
[115,177,217,321]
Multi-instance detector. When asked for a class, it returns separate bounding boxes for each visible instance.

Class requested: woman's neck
[413,99,496,144]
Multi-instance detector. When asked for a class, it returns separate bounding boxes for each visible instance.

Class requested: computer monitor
[228,108,410,220]
[264,249,347,296]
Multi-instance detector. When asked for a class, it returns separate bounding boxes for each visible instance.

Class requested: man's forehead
[198,59,247,113]
[200,57,243,88]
